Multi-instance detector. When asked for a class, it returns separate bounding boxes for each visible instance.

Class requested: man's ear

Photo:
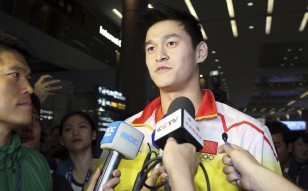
[196,41,208,63]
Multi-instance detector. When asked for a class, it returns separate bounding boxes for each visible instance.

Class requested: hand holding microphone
[86,121,144,191]
[162,137,200,191]
[139,97,204,190]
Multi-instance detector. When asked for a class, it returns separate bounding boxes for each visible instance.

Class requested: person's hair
[289,130,308,144]
[59,111,96,136]
[139,4,203,48]
[266,120,291,144]
[0,31,33,62]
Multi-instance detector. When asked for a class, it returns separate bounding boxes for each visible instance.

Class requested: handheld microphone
[154,96,203,150]
[94,121,144,191]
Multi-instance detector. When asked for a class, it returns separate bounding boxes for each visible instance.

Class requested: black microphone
[154,96,203,150]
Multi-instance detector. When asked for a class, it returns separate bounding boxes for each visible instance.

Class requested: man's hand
[34,75,62,103]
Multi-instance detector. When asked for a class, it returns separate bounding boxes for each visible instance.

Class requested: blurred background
[0,0,307,131]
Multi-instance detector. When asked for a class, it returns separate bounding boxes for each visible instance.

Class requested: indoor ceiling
[76,0,308,120]
[1,0,307,121]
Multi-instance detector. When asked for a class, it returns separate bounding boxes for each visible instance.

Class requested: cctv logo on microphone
[157,116,179,132]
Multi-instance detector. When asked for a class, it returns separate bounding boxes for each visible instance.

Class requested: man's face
[0,50,33,129]
[145,20,205,92]
[272,133,290,166]
[292,137,308,163]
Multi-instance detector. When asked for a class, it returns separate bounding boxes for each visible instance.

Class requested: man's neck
[0,128,12,148]
[160,87,203,115]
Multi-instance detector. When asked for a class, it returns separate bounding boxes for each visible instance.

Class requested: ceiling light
[280,63,284,67]
[294,56,298,59]
[265,16,272,34]
[270,111,275,115]
[279,108,285,112]
[287,100,296,106]
[300,90,308,98]
[247,2,254,6]
[249,25,254,29]
[212,50,216,54]
[215,59,219,62]
[199,74,203,78]
[148,4,153,9]
[231,20,238,37]
[299,12,308,32]
[287,49,292,52]
[299,48,303,51]
[226,0,235,18]
[112,8,122,19]
[252,108,256,112]
[283,57,288,60]
[218,66,222,69]
[243,108,247,112]
[270,107,276,111]
[267,0,274,14]
[290,63,294,66]
[220,72,224,75]
[261,108,266,112]
[184,0,208,40]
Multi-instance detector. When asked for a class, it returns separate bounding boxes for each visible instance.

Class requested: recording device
[154,96,203,151]
[94,121,144,191]
[51,80,74,95]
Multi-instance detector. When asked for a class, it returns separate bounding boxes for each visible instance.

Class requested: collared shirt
[116,90,281,191]
[0,134,52,191]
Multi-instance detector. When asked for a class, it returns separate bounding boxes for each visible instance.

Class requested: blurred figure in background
[57,111,98,191]
[15,93,73,191]
[266,121,292,178]
[288,130,308,189]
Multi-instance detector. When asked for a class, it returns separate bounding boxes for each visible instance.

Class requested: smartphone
[52,80,74,95]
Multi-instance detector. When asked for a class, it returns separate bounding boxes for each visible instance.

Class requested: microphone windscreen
[167,96,195,117]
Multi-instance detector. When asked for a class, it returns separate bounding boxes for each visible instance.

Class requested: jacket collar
[132,89,217,124]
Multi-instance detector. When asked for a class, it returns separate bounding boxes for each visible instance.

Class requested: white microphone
[94,121,144,191]
[154,96,203,150]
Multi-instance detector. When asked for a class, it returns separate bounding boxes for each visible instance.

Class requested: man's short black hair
[0,31,33,63]
[139,4,204,48]
[266,120,291,144]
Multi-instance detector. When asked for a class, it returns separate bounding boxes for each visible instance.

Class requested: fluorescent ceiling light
[299,12,308,32]
[287,100,296,106]
[230,20,238,37]
[265,16,272,34]
[184,0,208,39]
[300,90,308,98]
[267,0,274,14]
[148,4,153,9]
[112,8,122,19]
[226,0,235,18]
[260,108,266,112]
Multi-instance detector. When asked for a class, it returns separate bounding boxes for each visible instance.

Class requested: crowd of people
[0,3,307,191]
